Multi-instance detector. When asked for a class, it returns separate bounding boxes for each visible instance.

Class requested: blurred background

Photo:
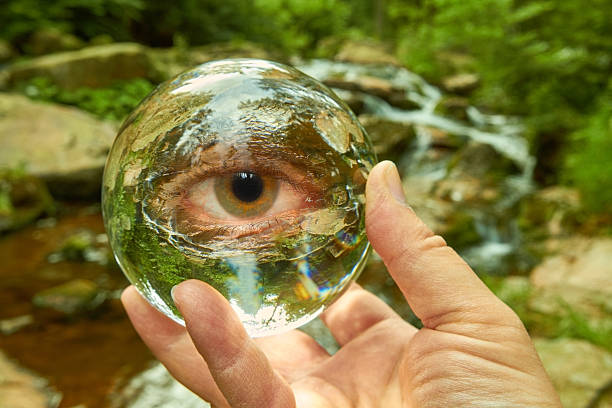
[0,0,611,407]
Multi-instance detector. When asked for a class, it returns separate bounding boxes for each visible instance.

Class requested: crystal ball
[102,59,376,337]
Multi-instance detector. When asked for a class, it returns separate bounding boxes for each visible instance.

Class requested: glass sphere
[102,59,376,337]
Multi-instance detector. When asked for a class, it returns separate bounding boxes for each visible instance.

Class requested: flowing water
[300,59,535,275]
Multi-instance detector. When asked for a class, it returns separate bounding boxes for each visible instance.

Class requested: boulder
[0,350,60,408]
[535,337,612,408]
[6,43,157,90]
[529,238,612,320]
[334,40,401,66]
[0,94,117,199]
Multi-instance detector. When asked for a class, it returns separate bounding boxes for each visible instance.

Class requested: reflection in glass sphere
[102,59,376,337]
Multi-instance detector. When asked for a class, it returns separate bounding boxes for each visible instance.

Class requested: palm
[259,317,413,407]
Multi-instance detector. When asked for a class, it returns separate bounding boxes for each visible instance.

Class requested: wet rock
[421,126,464,149]
[334,40,401,66]
[0,315,34,335]
[0,39,17,63]
[400,174,480,249]
[109,362,209,408]
[25,28,85,56]
[529,238,612,320]
[535,337,612,408]
[519,186,582,240]
[0,170,54,233]
[0,93,117,199]
[32,279,106,315]
[441,73,480,95]
[435,95,470,121]
[47,229,111,265]
[359,115,416,159]
[331,88,366,115]
[324,75,419,111]
[449,141,521,179]
[0,350,60,408]
[6,43,157,90]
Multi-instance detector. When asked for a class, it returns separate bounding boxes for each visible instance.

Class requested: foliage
[0,0,144,44]
[16,77,155,121]
[562,82,612,214]
[3,0,611,215]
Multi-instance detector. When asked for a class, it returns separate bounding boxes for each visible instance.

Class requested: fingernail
[170,285,179,303]
[383,161,407,206]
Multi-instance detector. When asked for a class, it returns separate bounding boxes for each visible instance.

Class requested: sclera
[102,59,376,337]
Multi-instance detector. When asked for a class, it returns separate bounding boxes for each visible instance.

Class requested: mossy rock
[32,279,106,315]
[0,169,54,233]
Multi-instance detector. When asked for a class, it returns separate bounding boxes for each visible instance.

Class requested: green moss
[17,76,155,121]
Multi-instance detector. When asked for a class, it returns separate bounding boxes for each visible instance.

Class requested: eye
[184,169,316,223]
[173,165,323,237]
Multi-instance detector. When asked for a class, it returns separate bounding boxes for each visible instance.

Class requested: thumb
[365,161,516,330]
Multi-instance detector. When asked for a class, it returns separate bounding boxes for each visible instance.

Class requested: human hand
[121,160,562,407]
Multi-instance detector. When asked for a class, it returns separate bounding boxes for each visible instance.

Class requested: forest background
[2,0,611,219]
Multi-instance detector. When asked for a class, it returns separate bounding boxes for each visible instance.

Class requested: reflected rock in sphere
[102,59,376,337]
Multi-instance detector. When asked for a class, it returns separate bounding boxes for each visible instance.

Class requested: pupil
[231,172,264,203]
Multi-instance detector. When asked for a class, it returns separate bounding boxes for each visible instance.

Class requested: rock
[0,93,117,199]
[334,40,401,66]
[330,88,366,115]
[109,362,209,408]
[149,42,273,80]
[47,228,111,265]
[519,186,582,239]
[529,237,612,320]
[399,173,481,250]
[0,350,60,408]
[421,126,464,149]
[32,279,105,315]
[0,315,34,335]
[25,28,85,56]
[358,115,416,159]
[0,39,17,63]
[0,170,54,232]
[6,43,157,90]
[441,73,480,95]
[324,75,420,111]
[435,51,477,74]
[448,141,521,179]
[434,176,500,205]
[535,337,612,408]
[435,96,470,121]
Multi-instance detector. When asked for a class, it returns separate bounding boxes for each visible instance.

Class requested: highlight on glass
[102,59,376,337]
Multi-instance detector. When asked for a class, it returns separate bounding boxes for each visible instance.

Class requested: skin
[122,160,563,408]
